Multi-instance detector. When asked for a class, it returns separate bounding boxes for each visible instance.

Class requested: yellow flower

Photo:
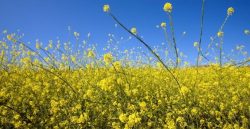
[176,117,187,128]
[71,55,76,63]
[244,29,250,35]
[75,104,81,110]
[87,50,95,58]
[165,119,176,129]
[119,113,127,123]
[227,7,234,16]
[161,22,166,28]
[85,89,93,97]
[97,76,114,91]
[191,107,199,116]
[103,4,110,12]
[139,101,147,110]
[163,2,172,13]
[113,61,121,69]
[217,31,224,37]
[14,114,20,120]
[70,116,78,123]
[49,42,53,48]
[180,86,190,95]
[103,53,113,64]
[14,121,22,128]
[193,42,198,47]
[77,113,88,123]
[156,62,163,68]
[127,113,141,127]
[130,27,137,35]
[53,126,59,129]
[73,32,80,37]
[147,121,153,127]
[7,34,12,41]
[112,122,120,129]
[200,119,205,125]
[36,42,41,49]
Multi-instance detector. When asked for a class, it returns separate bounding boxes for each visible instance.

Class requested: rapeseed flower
[191,108,199,116]
[165,119,176,129]
[73,32,80,38]
[227,7,234,16]
[36,42,41,49]
[163,2,172,12]
[103,4,110,12]
[244,29,250,35]
[77,113,88,123]
[217,31,224,37]
[87,50,95,58]
[161,22,166,28]
[7,34,12,41]
[119,113,127,123]
[103,53,113,64]
[113,61,121,70]
[127,113,141,127]
[112,122,120,129]
[139,101,147,110]
[193,42,198,47]
[130,27,137,35]
[180,86,190,95]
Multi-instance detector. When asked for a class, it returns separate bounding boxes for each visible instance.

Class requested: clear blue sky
[0,0,249,64]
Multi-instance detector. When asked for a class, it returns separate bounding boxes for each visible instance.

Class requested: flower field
[1,1,250,129]
[0,63,250,128]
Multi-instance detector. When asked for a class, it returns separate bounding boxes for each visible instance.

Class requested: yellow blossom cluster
[0,46,249,128]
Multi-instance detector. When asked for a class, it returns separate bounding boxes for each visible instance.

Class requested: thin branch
[167,13,179,68]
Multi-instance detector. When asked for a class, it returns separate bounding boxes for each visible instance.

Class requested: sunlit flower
[7,34,13,41]
[77,113,88,123]
[244,29,250,35]
[113,61,121,69]
[180,86,190,95]
[127,113,141,127]
[112,122,120,129]
[87,50,95,58]
[191,108,199,116]
[103,53,113,64]
[119,113,127,123]
[163,2,172,12]
[71,55,76,63]
[161,22,166,28]
[227,7,234,16]
[130,27,137,35]
[193,42,198,47]
[74,32,80,38]
[139,101,147,110]
[103,4,110,12]
[217,31,224,37]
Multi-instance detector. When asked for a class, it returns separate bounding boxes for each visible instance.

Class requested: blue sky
[0,0,249,64]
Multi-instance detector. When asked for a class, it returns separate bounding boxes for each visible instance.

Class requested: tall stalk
[196,0,205,67]
[217,15,230,67]
[219,38,223,67]
[167,13,179,68]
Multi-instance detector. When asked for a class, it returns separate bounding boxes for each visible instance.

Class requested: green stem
[163,28,172,54]
[219,38,223,67]
[167,13,179,68]
[197,0,205,67]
